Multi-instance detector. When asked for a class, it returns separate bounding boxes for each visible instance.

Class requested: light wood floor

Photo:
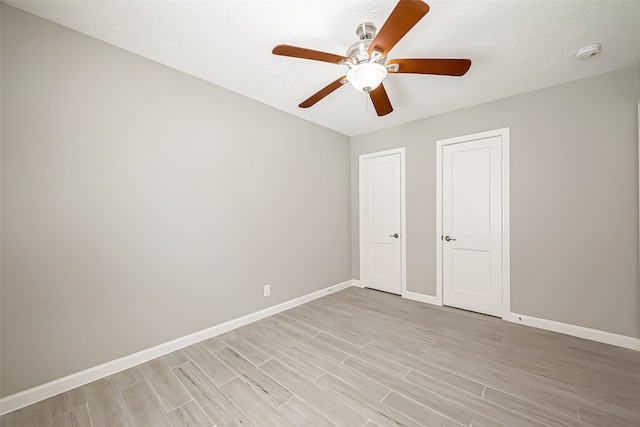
[2,286,640,426]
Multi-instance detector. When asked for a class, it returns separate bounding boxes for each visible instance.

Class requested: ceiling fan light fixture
[272,0,469,115]
[347,62,387,93]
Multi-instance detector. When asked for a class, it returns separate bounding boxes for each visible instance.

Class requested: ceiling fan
[272,0,471,116]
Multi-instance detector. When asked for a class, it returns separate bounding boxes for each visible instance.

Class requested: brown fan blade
[273,45,349,65]
[368,0,430,57]
[387,58,471,76]
[369,84,393,116]
[299,76,347,108]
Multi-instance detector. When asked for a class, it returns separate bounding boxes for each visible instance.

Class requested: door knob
[444,235,456,241]
[389,233,399,238]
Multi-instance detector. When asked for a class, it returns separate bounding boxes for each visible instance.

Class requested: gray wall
[2,0,639,401]
[0,4,351,397]
[352,65,640,339]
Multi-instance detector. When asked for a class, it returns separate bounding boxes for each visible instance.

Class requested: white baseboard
[505,312,640,351]
[0,279,355,415]
[5,281,636,415]
[354,279,442,307]
[350,279,365,288]
[402,291,442,306]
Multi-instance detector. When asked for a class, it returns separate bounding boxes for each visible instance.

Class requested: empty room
[1,0,640,426]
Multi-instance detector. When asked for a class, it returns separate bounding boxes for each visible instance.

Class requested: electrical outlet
[263,284,271,297]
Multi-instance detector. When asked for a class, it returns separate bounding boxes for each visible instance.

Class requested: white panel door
[360,153,402,294]
[442,136,502,316]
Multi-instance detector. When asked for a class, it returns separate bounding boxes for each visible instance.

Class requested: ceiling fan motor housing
[347,22,386,65]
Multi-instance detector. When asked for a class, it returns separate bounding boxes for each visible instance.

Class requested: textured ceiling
[7,0,640,136]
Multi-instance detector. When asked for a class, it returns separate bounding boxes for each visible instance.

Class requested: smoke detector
[575,43,601,59]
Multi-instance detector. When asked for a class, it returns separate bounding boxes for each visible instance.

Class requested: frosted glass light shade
[347,62,387,92]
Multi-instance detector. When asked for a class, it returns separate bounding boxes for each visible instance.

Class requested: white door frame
[435,128,511,318]
[359,148,407,296]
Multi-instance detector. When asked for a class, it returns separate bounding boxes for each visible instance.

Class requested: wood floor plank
[21,398,52,427]
[315,331,410,378]
[332,311,406,342]
[442,337,573,385]
[278,397,337,427]
[420,343,580,419]
[214,346,293,406]
[248,316,279,331]
[51,404,91,427]
[291,342,390,402]
[244,331,327,382]
[566,337,640,379]
[173,361,252,427]
[294,334,350,363]
[403,369,549,427]
[409,358,486,397]
[315,373,424,427]
[260,358,369,427]
[376,329,436,353]
[161,349,190,369]
[22,398,53,427]
[419,341,495,381]
[485,365,579,418]
[362,339,423,368]
[577,398,640,427]
[0,410,22,427]
[343,356,475,426]
[112,367,144,390]
[183,343,236,386]
[482,387,584,427]
[470,413,509,427]
[264,311,353,363]
[217,331,271,365]
[309,297,369,322]
[293,306,372,347]
[229,324,257,339]
[51,387,86,418]
[281,305,336,331]
[573,372,640,413]
[274,311,322,336]
[199,336,225,353]
[249,318,312,348]
[138,358,191,412]
[82,378,132,427]
[381,391,464,427]
[120,380,173,427]
[167,400,213,427]
[219,377,296,427]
